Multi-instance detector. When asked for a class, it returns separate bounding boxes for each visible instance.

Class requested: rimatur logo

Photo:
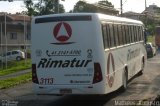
[106,53,115,88]
[52,22,74,45]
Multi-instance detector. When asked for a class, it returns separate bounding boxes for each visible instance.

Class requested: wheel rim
[17,57,20,61]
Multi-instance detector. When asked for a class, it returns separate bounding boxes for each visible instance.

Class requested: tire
[16,56,22,61]
[139,59,145,75]
[154,52,156,56]
[120,69,128,92]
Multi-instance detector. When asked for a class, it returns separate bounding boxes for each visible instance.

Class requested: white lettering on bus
[46,50,81,57]
[37,58,92,68]
[127,49,140,61]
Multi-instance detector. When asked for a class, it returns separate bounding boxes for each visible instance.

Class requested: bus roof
[33,13,143,25]
[97,13,143,25]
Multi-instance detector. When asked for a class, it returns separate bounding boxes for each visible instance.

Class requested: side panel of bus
[101,22,146,94]
[102,44,145,93]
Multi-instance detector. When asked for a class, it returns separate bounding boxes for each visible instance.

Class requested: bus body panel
[31,13,146,95]
[31,14,106,94]
[102,42,146,94]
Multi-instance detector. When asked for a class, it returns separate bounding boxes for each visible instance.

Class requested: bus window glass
[105,24,110,48]
[142,27,144,41]
[118,25,123,45]
[122,25,126,44]
[141,27,144,41]
[134,26,137,42]
[139,26,141,41]
[109,24,115,47]
[102,25,107,49]
[137,26,140,41]
[113,24,119,46]
[131,26,134,42]
[129,26,133,43]
[125,25,129,44]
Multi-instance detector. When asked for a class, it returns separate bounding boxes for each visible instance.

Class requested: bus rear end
[31,13,105,94]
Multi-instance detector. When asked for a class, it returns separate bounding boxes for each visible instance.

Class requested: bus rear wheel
[139,59,145,75]
[120,69,128,92]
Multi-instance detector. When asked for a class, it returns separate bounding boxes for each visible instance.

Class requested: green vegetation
[73,0,115,13]
[147,35,155,43]
[0,72,31,89]
[0,59,31,76]
[23,0,65,16]
[0,59,32,89]
[147,24,156,35]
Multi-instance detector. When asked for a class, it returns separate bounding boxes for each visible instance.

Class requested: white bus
[31,13,147,95]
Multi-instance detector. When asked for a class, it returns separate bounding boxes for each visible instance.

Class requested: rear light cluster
[32,64,39,84]
[92,63,103,84]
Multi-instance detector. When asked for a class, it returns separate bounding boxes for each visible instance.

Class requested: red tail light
[32,64,39,84]
[92,63,103,84]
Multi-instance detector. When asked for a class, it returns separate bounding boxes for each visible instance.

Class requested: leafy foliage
[73,0,115,13]
[147,24,156,35]
[98,0,114,7]
[24,0,65,16]
[24,0,35,16]
[73,1,96,13]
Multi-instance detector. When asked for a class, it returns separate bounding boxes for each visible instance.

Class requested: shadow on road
[47,89,125,106]
[46,70,146,106]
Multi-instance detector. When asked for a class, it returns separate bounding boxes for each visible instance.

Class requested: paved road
[0,54,160,106]
[105,54,160,106]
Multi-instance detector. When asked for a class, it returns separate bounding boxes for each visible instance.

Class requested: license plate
[60,89,72,94]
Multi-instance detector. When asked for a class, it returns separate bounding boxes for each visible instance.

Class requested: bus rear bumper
[32,84,106,95]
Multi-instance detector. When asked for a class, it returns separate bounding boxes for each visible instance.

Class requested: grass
[0,59,31,76]
[0,72,31,89]
[147,35,155,43]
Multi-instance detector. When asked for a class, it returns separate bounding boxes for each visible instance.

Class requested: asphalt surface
[105,53,160,106]
[0,54,160,106]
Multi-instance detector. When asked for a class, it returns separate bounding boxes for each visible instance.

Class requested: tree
[24,0,36,16]
[24,0,65,16]
[98,0,114,8]
[73,1,96,13]
[73,0,118,15]
[56,3,65,13]
[147,24,156,35]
